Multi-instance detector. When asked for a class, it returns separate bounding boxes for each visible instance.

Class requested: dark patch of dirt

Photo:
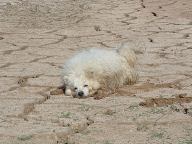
[50,88,65,95]
[18,77,28,87]
[116,81,182,96]
[139,94,192,107]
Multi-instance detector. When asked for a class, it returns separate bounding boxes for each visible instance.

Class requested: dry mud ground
[0,0,192,144]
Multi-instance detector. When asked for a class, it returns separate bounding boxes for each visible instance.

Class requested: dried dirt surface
[0,0,192,144]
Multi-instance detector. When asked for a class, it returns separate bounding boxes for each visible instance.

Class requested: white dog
[62,44,138,97]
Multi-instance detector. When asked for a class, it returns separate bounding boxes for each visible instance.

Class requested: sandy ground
[0,0,192,143]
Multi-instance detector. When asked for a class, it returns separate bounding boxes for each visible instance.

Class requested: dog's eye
[84,84,88,87]
[74,87,77,90]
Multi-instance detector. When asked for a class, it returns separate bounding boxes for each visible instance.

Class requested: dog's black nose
[78,91,84,97]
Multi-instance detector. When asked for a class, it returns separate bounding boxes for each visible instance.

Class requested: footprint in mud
[94,25,101,31]
[18,77,28,87]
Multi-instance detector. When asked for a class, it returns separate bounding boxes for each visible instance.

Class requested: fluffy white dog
[62,44,138,97]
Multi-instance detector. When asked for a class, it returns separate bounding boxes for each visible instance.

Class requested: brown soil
[139,94,192,107]
[50,88,64,95]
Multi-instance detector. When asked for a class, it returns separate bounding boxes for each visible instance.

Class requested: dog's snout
[78,91,84,96]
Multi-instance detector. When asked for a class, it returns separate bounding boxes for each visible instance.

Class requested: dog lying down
[51,44,138,98]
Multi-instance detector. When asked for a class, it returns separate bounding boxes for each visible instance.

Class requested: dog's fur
[62,44,138,97]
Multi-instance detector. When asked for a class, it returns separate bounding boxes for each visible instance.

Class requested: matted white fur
[62,44,138,97]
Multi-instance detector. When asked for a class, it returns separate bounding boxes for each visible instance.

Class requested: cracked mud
[0,0,192,144]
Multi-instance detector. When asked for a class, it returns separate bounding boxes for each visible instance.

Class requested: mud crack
[18,89,51,120]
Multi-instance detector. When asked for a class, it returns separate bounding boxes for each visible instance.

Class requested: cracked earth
[0,0,192,144]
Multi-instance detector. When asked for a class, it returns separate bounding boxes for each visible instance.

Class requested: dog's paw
[65,88,72,96]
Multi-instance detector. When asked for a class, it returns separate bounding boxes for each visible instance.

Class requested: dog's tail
[117,43,137,67]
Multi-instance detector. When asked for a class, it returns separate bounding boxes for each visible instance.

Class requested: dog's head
[63,76,90,97]
[63,75,100,98]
